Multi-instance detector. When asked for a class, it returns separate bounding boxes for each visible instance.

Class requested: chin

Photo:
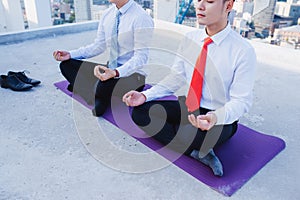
[197,19,206,26]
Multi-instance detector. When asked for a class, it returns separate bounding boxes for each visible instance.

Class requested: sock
[190,149,224,177]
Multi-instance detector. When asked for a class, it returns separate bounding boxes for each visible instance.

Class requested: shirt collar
[202,23,231,46]
[114,0,134,15]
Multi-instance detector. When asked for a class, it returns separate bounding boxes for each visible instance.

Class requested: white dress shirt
[142,24,257,125]
[69,0,154,77]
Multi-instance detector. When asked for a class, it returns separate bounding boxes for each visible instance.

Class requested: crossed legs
[131,100,238,176]
[59,59,145,116]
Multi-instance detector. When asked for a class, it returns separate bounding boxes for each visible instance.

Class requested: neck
[205,20,228,36]
[116,0,129,9]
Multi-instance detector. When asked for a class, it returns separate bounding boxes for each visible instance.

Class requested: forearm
[142,84,175,102]
[213,98,251,125]
[69,42,106,59]
[117,49,148,77]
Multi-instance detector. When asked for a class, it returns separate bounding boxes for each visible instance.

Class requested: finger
[53,51,58,58]
[55,54,60,61]
[188,114,196,127]
[56,51,63,58]
[123,91,135,101]
[197,115,210,125]
[94,65,104,78]
[188,114,194,124]
[188,115,192,124]
[125,91,138,106]
[197,114,207,122]
[123,95,131,106]
[198,114,212,121]
[197,117,211,131]
[98,65,108,72]
[122,92,131,102]
[197,119,207,130]
[94,65,99,76]
[98,73,105,81]
[107,68,116,78]
[126,97,131,106]
[57,52,63,59]
[94,70,103,81]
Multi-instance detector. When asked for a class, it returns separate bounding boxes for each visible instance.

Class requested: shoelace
[21,70,30,75]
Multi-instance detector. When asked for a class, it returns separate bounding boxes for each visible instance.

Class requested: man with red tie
[123,0,256,176]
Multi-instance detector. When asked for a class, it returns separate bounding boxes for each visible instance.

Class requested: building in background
[73,0,91,22]
[275,0,300,25]
[273,24,300,48]
[252,0,277,38]
[234,0,254,16]
[23,0,52,29]
[0,0,24,32]
[0,0,52,33]
[90,0,110,21]
[74,0,153,22]
[232,0,255,37]
[153,0,178,23]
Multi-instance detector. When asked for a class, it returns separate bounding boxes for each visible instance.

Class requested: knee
[131,106,150,127]
[131,107,142,125]
[92,107,106,117]
[93,99,108,117]
[59,60,70,73]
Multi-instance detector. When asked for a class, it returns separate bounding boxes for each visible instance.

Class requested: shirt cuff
[69,50,82,59]
[116,65,127,78]
[114,69,119,78]
[141,90,154,102]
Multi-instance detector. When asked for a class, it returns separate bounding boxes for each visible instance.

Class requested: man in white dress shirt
[123,0,256,176]
[53,0,153,116]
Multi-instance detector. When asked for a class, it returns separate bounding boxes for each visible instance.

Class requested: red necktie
[185,37,213,112]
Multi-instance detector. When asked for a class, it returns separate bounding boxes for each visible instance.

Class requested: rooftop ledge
[0,20,99,45]
[0,19,195,45]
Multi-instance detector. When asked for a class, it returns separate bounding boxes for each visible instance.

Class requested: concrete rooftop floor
[0,22,300,200]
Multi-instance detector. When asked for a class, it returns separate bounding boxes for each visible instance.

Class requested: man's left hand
[188,112,217,131]
[94,65,116,81]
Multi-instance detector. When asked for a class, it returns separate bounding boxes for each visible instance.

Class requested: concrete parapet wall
[0,21,99,45]
[0,19,196,45]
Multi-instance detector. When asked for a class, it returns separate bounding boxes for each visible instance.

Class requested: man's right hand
[122,90,146,107]
[53,50,71,61]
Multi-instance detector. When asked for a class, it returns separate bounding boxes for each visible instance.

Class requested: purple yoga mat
[54,80,285,196]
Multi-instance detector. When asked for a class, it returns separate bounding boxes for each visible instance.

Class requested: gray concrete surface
[0,22,299,200]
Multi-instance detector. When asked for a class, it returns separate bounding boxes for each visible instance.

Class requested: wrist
[66,52,71,59]
[141,92,147,102]
[207,111,217,125]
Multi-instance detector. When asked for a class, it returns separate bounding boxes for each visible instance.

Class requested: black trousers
[132,97,238,155]
[59,59,145,116]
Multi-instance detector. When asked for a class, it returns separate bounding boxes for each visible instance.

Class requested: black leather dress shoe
[8,71,41,86]
[0,75,33,91]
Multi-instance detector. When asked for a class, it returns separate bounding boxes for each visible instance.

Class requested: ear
[225,0,234,13]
